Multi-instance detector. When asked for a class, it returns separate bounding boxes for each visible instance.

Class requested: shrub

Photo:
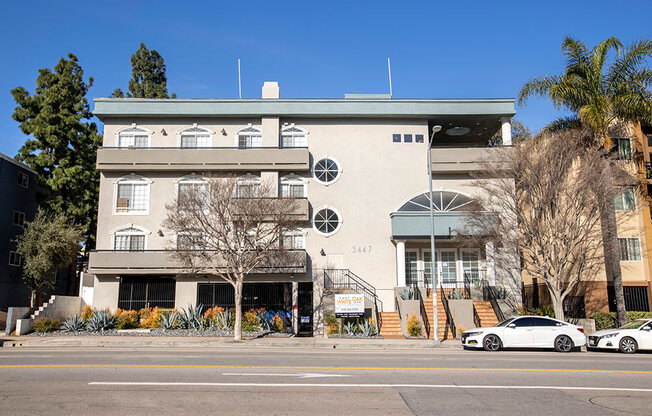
[86,309,115,331]
[215,309,234,330]
[358,318,376,336]
[140,307,163,329]
[33,317,61,333]
[534,305,555,318]
[407,314,422,337]
[592,311,617,330]
[343,320,358,335]
[62,315,86,331]
[242,309,260,332]
[324,311,339,335]
[204,306,224,326]
[115,310,139,330]
[626,311,652,321]
[271,313,286,332]
[81,305,94,321]
[160,310,180,329]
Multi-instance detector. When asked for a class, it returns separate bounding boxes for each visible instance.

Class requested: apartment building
[87,82,519,336]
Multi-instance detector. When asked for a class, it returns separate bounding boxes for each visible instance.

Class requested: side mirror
[641,326,651,331]
[507,323,516,328]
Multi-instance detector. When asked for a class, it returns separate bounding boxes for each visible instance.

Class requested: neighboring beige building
[86,82,519,337]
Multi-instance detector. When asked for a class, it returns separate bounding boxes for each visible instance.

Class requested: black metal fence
[196,282,292,313]
[624,286,650,312]
[117,277,176,310]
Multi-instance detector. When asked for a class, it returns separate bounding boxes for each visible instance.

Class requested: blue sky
[1,0,650,156]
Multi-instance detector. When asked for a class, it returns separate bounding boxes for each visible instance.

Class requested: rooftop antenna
[387,57,393,98]
[238,58,242,99]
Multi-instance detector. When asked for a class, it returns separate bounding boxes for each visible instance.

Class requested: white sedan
[461,316,587,352]
[588,319,652,353]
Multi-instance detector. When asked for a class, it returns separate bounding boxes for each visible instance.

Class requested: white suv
[461,316,587,352]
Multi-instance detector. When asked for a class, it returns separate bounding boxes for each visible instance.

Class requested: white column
[486,242,496,286]
[501,117,512,146]
[396,241,406,287]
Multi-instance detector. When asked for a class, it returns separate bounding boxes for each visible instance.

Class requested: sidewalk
[0,335,461,350]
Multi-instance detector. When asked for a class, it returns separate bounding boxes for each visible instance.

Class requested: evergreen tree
[11,53,101,251]
[114,43,174,98]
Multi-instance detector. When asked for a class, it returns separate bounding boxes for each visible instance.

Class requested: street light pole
[429,125,442,345]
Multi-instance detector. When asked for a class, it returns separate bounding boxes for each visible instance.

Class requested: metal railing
[439,287,456,340]
[646,162,652,179]
[324,269,383,332]
[482,280,506,322]
[99,146,309,150]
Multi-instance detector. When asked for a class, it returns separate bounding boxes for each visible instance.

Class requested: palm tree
[519,36,652,325]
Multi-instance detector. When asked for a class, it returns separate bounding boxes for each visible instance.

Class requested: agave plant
[343,321,357,335]
[398,287,413,300]
[160,311,180,330]
[62,315,86,332]
[215,309,233,330]
[357,319,377,337]
[179,304,204,330]
[86,309,115,331]
[256,310,272,331]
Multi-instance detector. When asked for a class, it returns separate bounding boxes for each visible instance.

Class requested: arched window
[281,125,308,148]
[279,174,307,198]
[313,207,342,236]
[398,191,474,212]
[114,175,150,214]
[113,226,147,251]
[179,125,212,148]
[116,126,151,148]
[236,125,262,148]
[236,174,261,198]
[177,175,208,210]
[313,157,341,185]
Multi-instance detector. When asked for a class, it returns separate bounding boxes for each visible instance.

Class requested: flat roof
[93,98,516,120]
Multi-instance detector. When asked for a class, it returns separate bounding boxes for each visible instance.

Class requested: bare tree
[163,175,302,340]
[466,129,631,321]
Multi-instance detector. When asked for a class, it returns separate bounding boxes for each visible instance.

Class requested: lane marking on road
[222,372,350,378]
[87,382,652,393]
[2,364,652,374]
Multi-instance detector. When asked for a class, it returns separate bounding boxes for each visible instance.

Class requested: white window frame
[281,229,306,250]
[235,174,261,198]
[113,174,152,215]
[111,225,149,251]
[234,124,262,148]
[618,237,642,262]
[280,124,309,148]
[405,249,420,286]
[17,171,29,188]
[8,251,21,267]
[279,174,307,198]
[177,123,214,148]
[13,211,25,227]
[115,124,153,148]
[312,205,342,237]
[437,249,458,284]
[312,156,342,185]
[175,231,206,251]
[461,248,481,283]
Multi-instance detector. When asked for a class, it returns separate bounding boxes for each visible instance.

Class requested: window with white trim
[113,227,146,251]
[398,191,474,212]
[176,232,205,250]
[313,157,341,184]
[115,177,149,213]
[9,251,21,267]
[619,238,641,261]
[118,127,150,148]
[13,211,25,227]
[237,126,262,148]
[279,175,306,198]
[17,171,29,188]
[281,125,308,148]
[180,127,212,148]
[614,188,635,211]
[177,177,208,210]
[313,207,341,236]
[281,231,305,250]
[236,174,261,198]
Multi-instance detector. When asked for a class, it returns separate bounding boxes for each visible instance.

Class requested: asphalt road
[1,347,652,415]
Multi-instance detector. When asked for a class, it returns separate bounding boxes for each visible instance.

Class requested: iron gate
[197,282,291,312]
[117,277,176,310]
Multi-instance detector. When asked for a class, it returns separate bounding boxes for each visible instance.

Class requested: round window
[313,157,341,184]
[313,207,341,236]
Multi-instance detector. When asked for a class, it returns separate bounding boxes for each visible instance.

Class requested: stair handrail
[439,286,456,339]
[409,284,430,338]
[482,279,506,322]
[472,304,482,328]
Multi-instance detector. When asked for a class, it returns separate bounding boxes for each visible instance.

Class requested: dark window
[615,138,632,160]
[415,134,424,143]
[619,238,641,261]
[624,286,650,312]
[403,134,413,143]
[17,171,28,188]
[9,251,21,267]
[392,134,401,143]
[13,211,25,226]
[564,296,586,318]
[512,317,533,327]
[531,317,558,327]
[647,135,652,147]
[117,277,176,310]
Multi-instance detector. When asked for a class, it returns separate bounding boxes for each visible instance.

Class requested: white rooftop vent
[262,82,279,99]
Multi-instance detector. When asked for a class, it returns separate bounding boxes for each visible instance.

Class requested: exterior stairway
[379,312,404,339]
[424,292,449,340]
[473,301,499,327]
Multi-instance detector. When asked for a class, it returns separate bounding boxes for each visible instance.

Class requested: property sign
[334,294,365,318]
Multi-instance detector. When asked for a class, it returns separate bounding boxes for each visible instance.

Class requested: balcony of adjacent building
[88,249,307,276]
[428,116,514,173]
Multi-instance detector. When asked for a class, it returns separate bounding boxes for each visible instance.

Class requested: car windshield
[495,318,515,327]
[619,320,646,330]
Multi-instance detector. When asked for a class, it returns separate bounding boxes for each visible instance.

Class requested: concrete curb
[0,335,461,350]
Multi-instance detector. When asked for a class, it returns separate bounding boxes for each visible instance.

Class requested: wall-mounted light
[157,229,164,237]
[320,249,326,256]
[221,128,227,136]
[160,129,167,136]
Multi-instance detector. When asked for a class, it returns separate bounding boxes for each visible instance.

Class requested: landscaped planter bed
[27,329,293,338]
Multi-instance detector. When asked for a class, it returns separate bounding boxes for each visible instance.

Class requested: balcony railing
[88,249,307,275]
[645,162,652,179]
[96,146,310,171]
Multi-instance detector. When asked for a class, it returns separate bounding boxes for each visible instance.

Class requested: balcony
[430,146,512,173]
[88,249,307,275]
[96,147,310,172]
[646,162,652,179]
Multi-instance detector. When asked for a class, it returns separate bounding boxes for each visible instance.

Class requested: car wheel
[619,337,638,354]
[483,334,501,351]
[554,335,573,352]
